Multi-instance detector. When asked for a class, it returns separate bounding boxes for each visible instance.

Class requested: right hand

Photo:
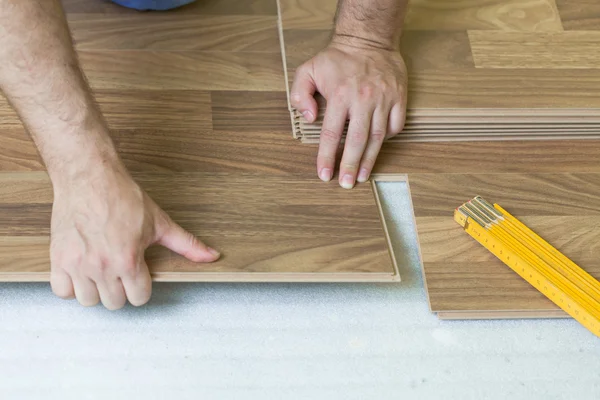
[49,163,220,310]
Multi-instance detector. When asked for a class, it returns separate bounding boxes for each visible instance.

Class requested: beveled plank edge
[370,174,411,283]
[0,271,399,283]
[437,309,569,320]
[276,0,292,112]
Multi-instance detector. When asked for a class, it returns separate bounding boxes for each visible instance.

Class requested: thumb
[290,63,318,123]
[156,214,220,263]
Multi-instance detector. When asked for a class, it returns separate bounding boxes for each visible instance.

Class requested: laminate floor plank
[556,0,600,30]
[404,0,563,31]
[68,14,280,51]
[409,172,600,313]
[114,129,317,174]
[78,51,285,91]
[211,91,291,133]
[0,90,213,131]
[0,173,398,282]
[372,141,600,174]
[469,31,600,69]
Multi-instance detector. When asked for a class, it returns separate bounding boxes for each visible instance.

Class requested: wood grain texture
[0,90,212,131]
[556,0,600,30]
[211,91,291,133]
[373,141,600,174]
[0,173,398,281]
[469,31,600,69]
[404,0,564,31]
[114,129,318,174]
[78,51,285,91]
[409,173,600,313]
[68,14,279,51]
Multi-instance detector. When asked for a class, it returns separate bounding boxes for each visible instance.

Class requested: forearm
[0,0,119,185]
[333,0,408,50]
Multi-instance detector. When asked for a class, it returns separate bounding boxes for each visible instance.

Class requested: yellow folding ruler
[454,196,600,338]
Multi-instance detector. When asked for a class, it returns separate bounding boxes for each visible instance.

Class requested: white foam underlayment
[1,182,599,399]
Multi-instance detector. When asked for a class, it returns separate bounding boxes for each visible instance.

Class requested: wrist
[331,31,400,51]
[47,132,125,190]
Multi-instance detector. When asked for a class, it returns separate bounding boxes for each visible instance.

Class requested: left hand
[290,38,407,188]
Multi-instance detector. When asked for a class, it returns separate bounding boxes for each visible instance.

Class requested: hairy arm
[0,0,219,309]
[0,0,116,180]
[334,0,408,50]
[291,0,409,188]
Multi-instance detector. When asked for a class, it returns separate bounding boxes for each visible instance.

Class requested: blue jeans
[111,0,196,10]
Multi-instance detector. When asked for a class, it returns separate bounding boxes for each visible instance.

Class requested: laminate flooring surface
[0,0,398,282]
[409,172,600,317]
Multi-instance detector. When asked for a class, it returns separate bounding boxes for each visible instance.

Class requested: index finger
[317,100,347,182]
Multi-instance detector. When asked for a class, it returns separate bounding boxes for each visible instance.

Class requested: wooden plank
[278,0,336,30]
[0,90,212,131]
[373,141,600,174]
[113,129,317,174]
[68,14,279,51]
[469,31,600,69]
[556,0,600,30]
[78,51,285,91]
[0,172,398,282]
[211,91,291,133]
[404,0,563,31]
[437,310,569,319]
[409,173,600,313]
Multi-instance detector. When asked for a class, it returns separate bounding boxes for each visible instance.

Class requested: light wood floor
[0,0,399,282]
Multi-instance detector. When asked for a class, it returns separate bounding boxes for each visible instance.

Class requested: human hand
[49,163,220,310]
[290,38,407,188]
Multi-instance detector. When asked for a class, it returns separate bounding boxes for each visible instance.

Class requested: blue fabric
[111,0,196,10]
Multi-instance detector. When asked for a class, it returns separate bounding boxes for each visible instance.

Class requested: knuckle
[317,154,336,166]
[378,81,392,93]
[341,162,359,171]
[346,131,368,147]
[320,128,342,144]
[120,260,139,277]
[290,92,302,105]
[359,84,376,99]
[370,129,387,142]
[361,157,377,168]
[332,85,348,101]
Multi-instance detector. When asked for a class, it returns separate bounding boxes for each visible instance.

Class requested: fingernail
[302,111,314,122]
[208,247,220,258]
[340,174,355,189]
[319,168,332,182]
[357,168,369,183]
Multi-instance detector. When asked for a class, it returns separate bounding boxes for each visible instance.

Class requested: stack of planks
[279,0,600,142]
